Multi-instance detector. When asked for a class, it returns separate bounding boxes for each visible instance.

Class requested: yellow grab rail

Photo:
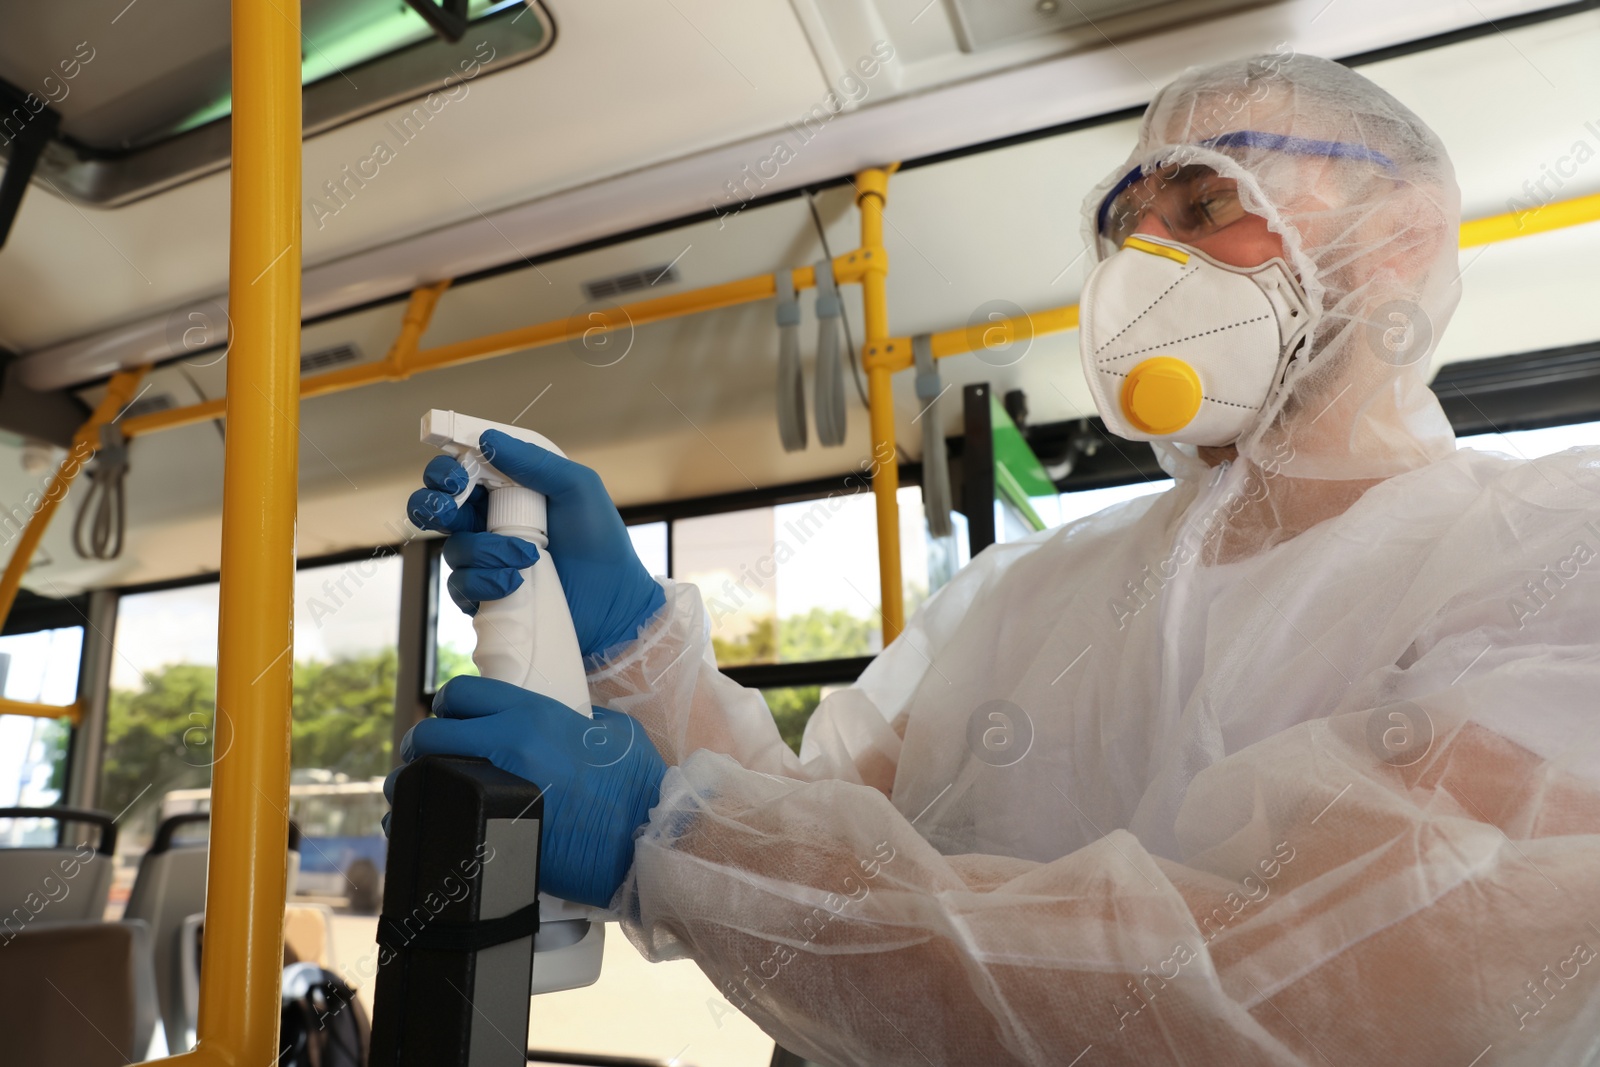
[118,265,841,439]
[106,182,1600,442]
[0,697,82,725]
[863,305,1083,375]
[407,264,830,374]
[1460,188,1600,247]
[164,1,302,1064]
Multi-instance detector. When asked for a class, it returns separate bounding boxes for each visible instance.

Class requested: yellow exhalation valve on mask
[1121,356,1204,435]
[1080,233,1316,447]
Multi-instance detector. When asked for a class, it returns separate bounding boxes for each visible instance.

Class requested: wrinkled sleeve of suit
[585,555,1600,1066]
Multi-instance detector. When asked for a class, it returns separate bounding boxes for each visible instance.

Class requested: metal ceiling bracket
[0,78,61,251]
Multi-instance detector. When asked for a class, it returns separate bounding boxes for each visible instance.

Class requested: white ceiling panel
[1357,9,1600,223]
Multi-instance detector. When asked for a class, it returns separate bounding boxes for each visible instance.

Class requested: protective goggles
[1094,131,1399,252]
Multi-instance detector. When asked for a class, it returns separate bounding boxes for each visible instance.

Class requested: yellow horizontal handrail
[864,305,1082,374]
[110,185,1600,443]
[0,697,82,725]
[118,262,854,439]
[1460,189,1600,248]
[861,185,1600,374]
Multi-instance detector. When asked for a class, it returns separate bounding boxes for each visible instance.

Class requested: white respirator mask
[1079,233,1316,446]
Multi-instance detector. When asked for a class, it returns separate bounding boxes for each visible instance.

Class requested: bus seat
[0,806,118,927]
[0,918,161,1066]
[177,914,203,1051]
[126,812,301,1054]
[284,900,338,969]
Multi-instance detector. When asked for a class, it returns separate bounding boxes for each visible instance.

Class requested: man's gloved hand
[388,675,666,909]
[407,429,666,660]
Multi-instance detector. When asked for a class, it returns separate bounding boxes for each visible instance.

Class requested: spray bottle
[420,409,591,710]
[419,408,609,994]
[375,412,607,1067]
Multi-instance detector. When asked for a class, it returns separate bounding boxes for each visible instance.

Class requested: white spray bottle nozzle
[421,409,566,508]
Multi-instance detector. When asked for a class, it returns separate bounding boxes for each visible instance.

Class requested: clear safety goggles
[1099,164,1246,252]
[1094,131,1399,254]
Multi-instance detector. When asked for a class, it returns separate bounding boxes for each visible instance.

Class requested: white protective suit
[589,54,1600,1065]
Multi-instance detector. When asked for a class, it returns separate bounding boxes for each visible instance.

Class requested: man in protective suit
[402,52,1600,1066]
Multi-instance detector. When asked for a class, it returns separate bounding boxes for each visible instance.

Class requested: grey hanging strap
[775,269,806,452]
[813,258,846,447]
[73,423,129,561]
[913,334,953,538]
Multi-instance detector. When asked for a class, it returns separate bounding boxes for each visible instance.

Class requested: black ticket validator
[370,756,543,1067]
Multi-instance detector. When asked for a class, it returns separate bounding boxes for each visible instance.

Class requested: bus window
[285,555,402,916]
[0,625,83,832]
[672,486,928,669]
[103,580,222,912]
[291,556,401,784]
[434,556,481,691]
[103,555,402,919]
[628,520,669,579]
[1458,418,1600,458]
[1050,480,1170,529]
[282,775,391,913]
[761,683,849,755]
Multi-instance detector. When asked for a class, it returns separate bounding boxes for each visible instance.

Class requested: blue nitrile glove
[390,675,666,908]
[407,430,666,660]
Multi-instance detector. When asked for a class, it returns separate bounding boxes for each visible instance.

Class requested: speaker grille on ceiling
[301,343,362,374]
[582,264,679,301]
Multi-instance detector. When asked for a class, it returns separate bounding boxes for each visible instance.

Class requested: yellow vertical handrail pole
[0,367,145,630]
[856,168,904,642]
[189,0,301,1062]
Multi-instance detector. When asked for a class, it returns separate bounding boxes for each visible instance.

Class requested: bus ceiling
[0,0,1584,397]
